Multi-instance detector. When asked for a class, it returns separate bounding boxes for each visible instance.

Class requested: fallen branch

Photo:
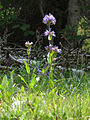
[0,66,12,70]
[3,47,26,51]
[9,54,28,64]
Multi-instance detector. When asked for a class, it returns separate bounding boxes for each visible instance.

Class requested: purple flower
[52,46,62,53]
[44,28,56,37]
[56,49,61,53]
[37,69,46,76]
[45,44,53,51]
[45,45,61,53]
[43,13,56,25]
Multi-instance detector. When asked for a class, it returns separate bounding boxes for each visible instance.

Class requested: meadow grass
[0,69,89,120]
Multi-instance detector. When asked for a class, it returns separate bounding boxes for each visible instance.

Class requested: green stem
[27,49,31,83]
[48,52,54,90]
[49,40,50,45]
[28,54,30,64]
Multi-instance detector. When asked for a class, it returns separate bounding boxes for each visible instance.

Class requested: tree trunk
[67,0,80,48]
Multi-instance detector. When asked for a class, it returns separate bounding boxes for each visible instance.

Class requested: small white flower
[36,77,40,82]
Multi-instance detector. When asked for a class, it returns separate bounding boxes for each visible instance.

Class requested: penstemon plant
[43,13,61,89]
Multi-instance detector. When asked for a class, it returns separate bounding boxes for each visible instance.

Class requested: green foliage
[0,56,89,119]
[0,0,69,45]
[0,70,16,102]
[0,6,18,27]
[60,16,90,50]
[29,68,36,89]
[24,61,30,74]
[0,2,3,9]
[12,24,35,36]
[77,17,90,51]
[80,5,90,11]
[0,84,89,119]
[18,74,29,88]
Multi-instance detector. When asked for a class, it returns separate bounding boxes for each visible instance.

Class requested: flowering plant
[43,13,56,41]
[43,13,61,63]
[43,13,61,89]
[43,13,56,25]
[45,44,61,53]
[25,41,33,60]
[44,28,56,41]
[25,41,33,47]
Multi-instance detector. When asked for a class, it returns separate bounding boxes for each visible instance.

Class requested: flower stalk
[25,41,33,82]
[43,13,61,90]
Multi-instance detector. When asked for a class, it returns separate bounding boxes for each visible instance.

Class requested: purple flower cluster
[43,13,61,54]
[45,44,61,53]
[43,13,56,40]
[44,28,56,37]
[45,44,52,51]
[43,13,56,25]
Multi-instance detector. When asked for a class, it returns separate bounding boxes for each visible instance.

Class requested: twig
[3,47,26,51]
[0,66,12,70]
[9,54,27,64]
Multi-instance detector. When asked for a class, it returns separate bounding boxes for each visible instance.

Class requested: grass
[0,87,89,120]
[0,67,89,120]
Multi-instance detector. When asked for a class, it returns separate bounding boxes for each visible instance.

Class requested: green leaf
[20,24,30,31]
[49,55,52,64]
[18,75,29,88]
[0,2,3,9]
[42,68,45,73]
[65,25,70,31]
[49,51,54,64]
[80,5,90,11]
[11,69,15,81]
[1,75,8,88]
[0,85,2,89]
[24,61,30,74]
[21,85,24,92]
[11,15,18,20]
[24,31,35,36]
[50,79,54,89]
[48,87,56,98]
[42,65,49,73]
[12,24,20,29]
[50,51,54,57]
[24,31,30,36]
[28,31,35,35]
[29,74,36,88]
[9,69,16,91]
